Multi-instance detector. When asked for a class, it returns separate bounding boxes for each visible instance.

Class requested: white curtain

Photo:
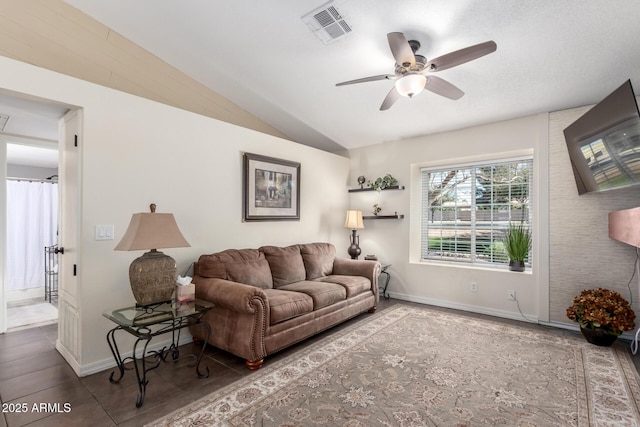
[6,180,58,291]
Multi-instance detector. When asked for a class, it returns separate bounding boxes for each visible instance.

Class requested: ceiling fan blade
[426,41,497,72]
[336,74,396,86]
[424,76,464,100]
[380,87,400,111]
[387,32,415,68]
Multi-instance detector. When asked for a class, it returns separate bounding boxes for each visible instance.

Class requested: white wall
[0,56,351,374]
[347,114,550,322]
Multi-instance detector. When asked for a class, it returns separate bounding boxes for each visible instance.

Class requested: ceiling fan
[336,32,497,110]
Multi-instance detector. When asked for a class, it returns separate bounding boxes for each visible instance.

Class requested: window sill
[411,259,533,275]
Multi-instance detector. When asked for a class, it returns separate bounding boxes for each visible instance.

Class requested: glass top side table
[104,299,213,329]
[103,299,213,407]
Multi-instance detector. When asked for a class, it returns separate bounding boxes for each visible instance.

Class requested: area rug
[8,302,58,329]
[149,305,640,426]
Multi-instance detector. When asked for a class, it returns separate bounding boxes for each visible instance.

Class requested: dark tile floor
[1,298,638,426]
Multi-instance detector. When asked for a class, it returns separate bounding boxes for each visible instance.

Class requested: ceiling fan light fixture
[395,74,426,98]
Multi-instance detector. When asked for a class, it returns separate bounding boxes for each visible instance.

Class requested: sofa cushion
[277,281,346,310]
[196,249,273,289]
[226,259,274,289]
[260,245,306,287]
[315,275,371,298]
[263,289,314,325]
[299,243,336,280]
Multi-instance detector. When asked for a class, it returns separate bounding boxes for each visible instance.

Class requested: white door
[0,139,6,333]
[57,109,82,360]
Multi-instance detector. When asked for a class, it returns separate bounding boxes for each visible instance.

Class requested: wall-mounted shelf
[363,214,404,220]
[348,185,405,193]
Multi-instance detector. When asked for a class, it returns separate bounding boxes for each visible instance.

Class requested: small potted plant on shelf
[367,174,398,191]
[502,222,531,271]
[566,288,635,346]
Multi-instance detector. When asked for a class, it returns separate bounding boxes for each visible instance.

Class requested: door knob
[54,247,65,255]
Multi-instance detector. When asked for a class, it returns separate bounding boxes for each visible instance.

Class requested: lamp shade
[609,206,640,247]
[395,74,426,98]
[344,210,364,229]
[115,210,190,251]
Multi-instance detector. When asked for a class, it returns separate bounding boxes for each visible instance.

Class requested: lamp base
[347,229,361,260]
[129,249,177,306]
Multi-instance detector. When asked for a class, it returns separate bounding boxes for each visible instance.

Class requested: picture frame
[243,152,300,221]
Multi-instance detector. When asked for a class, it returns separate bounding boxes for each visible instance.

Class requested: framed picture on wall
[243,152,300,221]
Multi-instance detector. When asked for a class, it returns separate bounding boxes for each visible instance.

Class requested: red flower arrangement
[566,288,636,336]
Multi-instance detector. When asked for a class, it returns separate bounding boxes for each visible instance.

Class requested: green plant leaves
[502,222,531,262]
[367,174,398,191]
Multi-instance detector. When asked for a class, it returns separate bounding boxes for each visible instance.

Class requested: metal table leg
[158,318,210,378]
[106,326,161,408]
[192,321,211,378]
[106,326,128,383]
[132,335,154,408]
[380,268,391,299]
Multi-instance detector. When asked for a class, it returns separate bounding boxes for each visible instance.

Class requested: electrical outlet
[507,290,516,300]
[470,282,478,292]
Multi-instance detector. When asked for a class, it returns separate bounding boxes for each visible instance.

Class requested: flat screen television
[563,79,640,195]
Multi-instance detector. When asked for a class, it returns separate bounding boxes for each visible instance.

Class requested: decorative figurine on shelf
[367,174,398,191]
[372,203,382,216]
[357,176,366,189]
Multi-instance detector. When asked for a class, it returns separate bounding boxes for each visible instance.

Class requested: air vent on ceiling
[302,2,352,44]
[0,114,9,132]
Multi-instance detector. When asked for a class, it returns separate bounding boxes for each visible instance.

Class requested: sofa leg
[246,359,264,370]
[368,306,377,313]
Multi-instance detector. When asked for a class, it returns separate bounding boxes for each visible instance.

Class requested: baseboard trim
[73,332,195,377]
[388,292,539,324]
[56,339,81,376]
[390,293,638,342]
[539,319,637,342]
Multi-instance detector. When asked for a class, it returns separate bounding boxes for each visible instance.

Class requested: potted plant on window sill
[502,223,531,272]
[566,288,635,346]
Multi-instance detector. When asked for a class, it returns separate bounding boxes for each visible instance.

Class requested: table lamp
[115,203,190,306]
[344,210,364,259]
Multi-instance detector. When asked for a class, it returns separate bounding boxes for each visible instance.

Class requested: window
[421,157,533,267]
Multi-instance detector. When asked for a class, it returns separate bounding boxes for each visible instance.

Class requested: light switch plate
[95,225,115,241]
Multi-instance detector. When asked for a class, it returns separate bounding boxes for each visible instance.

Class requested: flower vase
[580,326,618,346]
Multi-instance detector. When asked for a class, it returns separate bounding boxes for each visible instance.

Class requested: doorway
[6,153,59,331]
[1,91,69,332]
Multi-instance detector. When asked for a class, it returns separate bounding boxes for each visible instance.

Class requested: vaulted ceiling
[4,1,640,158]
[63,0,640,153]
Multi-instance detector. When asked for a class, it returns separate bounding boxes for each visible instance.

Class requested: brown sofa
[190,242,381,369]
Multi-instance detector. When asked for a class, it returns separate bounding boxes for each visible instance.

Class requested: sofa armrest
[192,275,269,365]
[194,276,267,313]
[332,258,381,292]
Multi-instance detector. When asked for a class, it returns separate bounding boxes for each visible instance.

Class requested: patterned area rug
[150,305,640,426]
